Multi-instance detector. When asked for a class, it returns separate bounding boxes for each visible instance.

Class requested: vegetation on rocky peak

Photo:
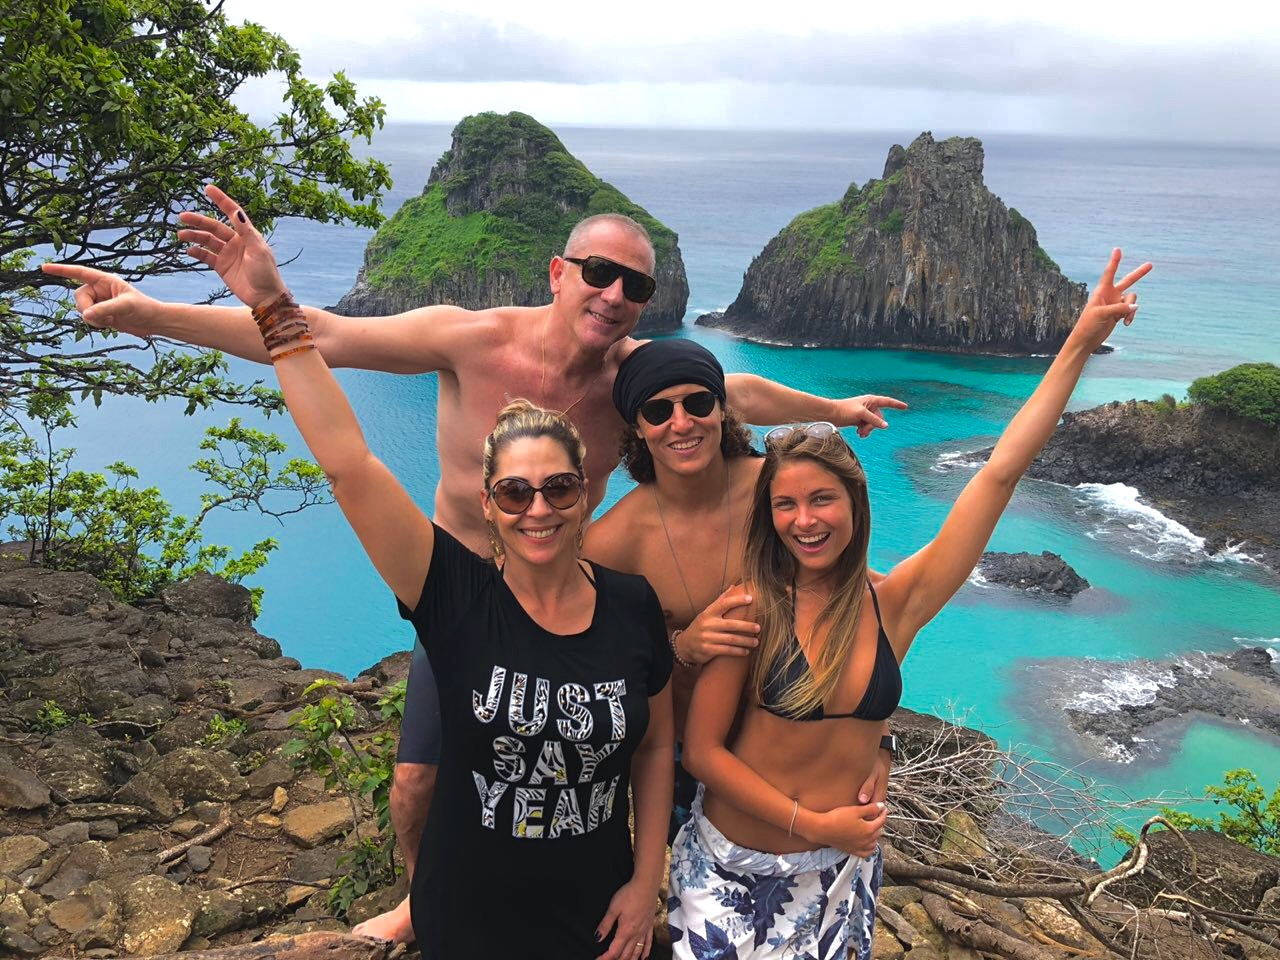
[363,111,676,293]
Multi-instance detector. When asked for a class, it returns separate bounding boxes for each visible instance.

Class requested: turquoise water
[57,126,1280,845]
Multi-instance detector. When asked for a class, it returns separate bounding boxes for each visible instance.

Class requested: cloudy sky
[226,0,1280,142]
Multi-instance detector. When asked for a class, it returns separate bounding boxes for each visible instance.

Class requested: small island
[978,551,1090,597]
[335,112,690,333]
[697,132,1086,353]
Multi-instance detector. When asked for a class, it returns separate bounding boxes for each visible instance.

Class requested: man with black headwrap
[585,339,896,850]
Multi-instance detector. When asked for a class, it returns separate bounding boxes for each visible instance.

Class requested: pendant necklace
[540,316,605,418]
[654,459,732,622]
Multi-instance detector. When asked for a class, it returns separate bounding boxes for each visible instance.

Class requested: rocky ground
[2,560,1277,959]
[977,552,1090,598]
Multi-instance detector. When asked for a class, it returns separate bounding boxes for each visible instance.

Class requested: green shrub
[1188,363,1280,429]
[877,209,905,235]
[1156,769,1280,856]
[0,393,329,606]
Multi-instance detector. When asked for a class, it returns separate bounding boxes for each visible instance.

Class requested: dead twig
[154,805,231,868]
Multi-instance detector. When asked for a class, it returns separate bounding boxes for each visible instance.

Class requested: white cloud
[221,1,1280,141]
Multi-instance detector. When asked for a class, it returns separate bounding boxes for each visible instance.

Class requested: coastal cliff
[4,561,1279,958]
[334,112,689,333]
[697,132,1086,353]
[1026,398,1280,569]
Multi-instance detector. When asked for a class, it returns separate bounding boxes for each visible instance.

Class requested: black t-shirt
[399,525,671,959]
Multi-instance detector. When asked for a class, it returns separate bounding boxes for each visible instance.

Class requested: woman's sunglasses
[489,472,584,515]
[564,256,656,304]
[639,390,718,426]
[764,421,843,448]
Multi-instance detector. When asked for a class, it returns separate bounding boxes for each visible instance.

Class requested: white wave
[1234,637,1280,661]
[1065,664,1178,715]
[967,568,992,588]
[933,449,985,473]
[1072,482,1253,565]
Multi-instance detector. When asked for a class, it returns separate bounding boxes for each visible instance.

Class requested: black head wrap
[613,339,727,425]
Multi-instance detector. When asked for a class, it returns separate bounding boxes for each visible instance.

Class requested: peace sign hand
[1068,249,1153,354]
[178,185,288,310]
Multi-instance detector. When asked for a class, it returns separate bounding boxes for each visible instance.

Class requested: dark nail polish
[237,211,246,223]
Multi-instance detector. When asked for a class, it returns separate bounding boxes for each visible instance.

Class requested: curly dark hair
[618,407,756,483]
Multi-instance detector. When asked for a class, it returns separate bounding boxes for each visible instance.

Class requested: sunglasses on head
[639,390,719,426]
[764,421,843,449]
[489,472,584,515]
[564,256,656,304]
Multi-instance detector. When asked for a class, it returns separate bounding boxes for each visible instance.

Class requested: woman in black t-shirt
[170,190,674,960]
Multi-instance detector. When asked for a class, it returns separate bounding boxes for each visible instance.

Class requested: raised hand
[178,184,287,309]
[678,584,760,665]
[1068,248,1152,353]
[830,394,909,438]
[39,263,159,335]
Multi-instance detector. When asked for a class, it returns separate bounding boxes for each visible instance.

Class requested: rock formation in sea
[334,112,689,334]
[978,551,1090,597]
[1056,647,1280,762]
[697,131,1087,353]
[1026,398,1280,570]
[4,558,1278,958]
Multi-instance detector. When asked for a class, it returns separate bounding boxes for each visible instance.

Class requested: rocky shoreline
[3,560,1279,959]
[1022,400,1280,572]
[1058,647,1280,762]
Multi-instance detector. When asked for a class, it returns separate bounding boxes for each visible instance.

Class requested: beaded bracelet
[669,629,696,669]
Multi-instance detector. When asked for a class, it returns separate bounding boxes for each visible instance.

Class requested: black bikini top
[759,582,902,722]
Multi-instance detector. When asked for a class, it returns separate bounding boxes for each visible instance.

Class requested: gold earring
[487,522,505,561]
[575,525,585,552]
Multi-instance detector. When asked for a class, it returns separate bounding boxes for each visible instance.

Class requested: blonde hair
[482,399,586,487]
[743,431,871,718]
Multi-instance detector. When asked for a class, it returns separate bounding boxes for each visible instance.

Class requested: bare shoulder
[584,485,658,569]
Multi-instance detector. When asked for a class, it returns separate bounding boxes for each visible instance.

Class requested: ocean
[59,124,1280,850]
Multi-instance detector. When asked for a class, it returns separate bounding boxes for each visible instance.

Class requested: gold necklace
[654,460,732,622]
[540,315,605,418]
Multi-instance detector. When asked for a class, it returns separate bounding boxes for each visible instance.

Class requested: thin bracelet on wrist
[669,629,696,668]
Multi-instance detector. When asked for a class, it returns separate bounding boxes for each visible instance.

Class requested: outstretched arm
[185,187,435,606]
[888,250,1152,647]
[41,184,474,374]
[725,373,907,438]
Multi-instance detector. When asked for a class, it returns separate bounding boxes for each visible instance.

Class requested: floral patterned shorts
[668,788,881,960]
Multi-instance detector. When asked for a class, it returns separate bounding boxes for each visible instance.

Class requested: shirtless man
[43,185,903,944]
[584,340,897,855]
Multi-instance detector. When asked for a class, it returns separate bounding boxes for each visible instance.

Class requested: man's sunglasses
[764,421,844,449]
[564,256,656,304]
[489,472,584,515]
[639,390,718,426]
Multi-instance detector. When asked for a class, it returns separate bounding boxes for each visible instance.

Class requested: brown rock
[939,809,989,861]
[147,747,247,804]
[870,925,905,960]
[1126,828,1280,913]
[0,835,50,875]
[116,875,196,955]
[246,758,295,798]
[114,772,178,821]
[0,758,53,809]
[62,803,152,826]
[270,786,289,814]
[159,573,255,624]
[46,880,121,950]
[282,801,354,849]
